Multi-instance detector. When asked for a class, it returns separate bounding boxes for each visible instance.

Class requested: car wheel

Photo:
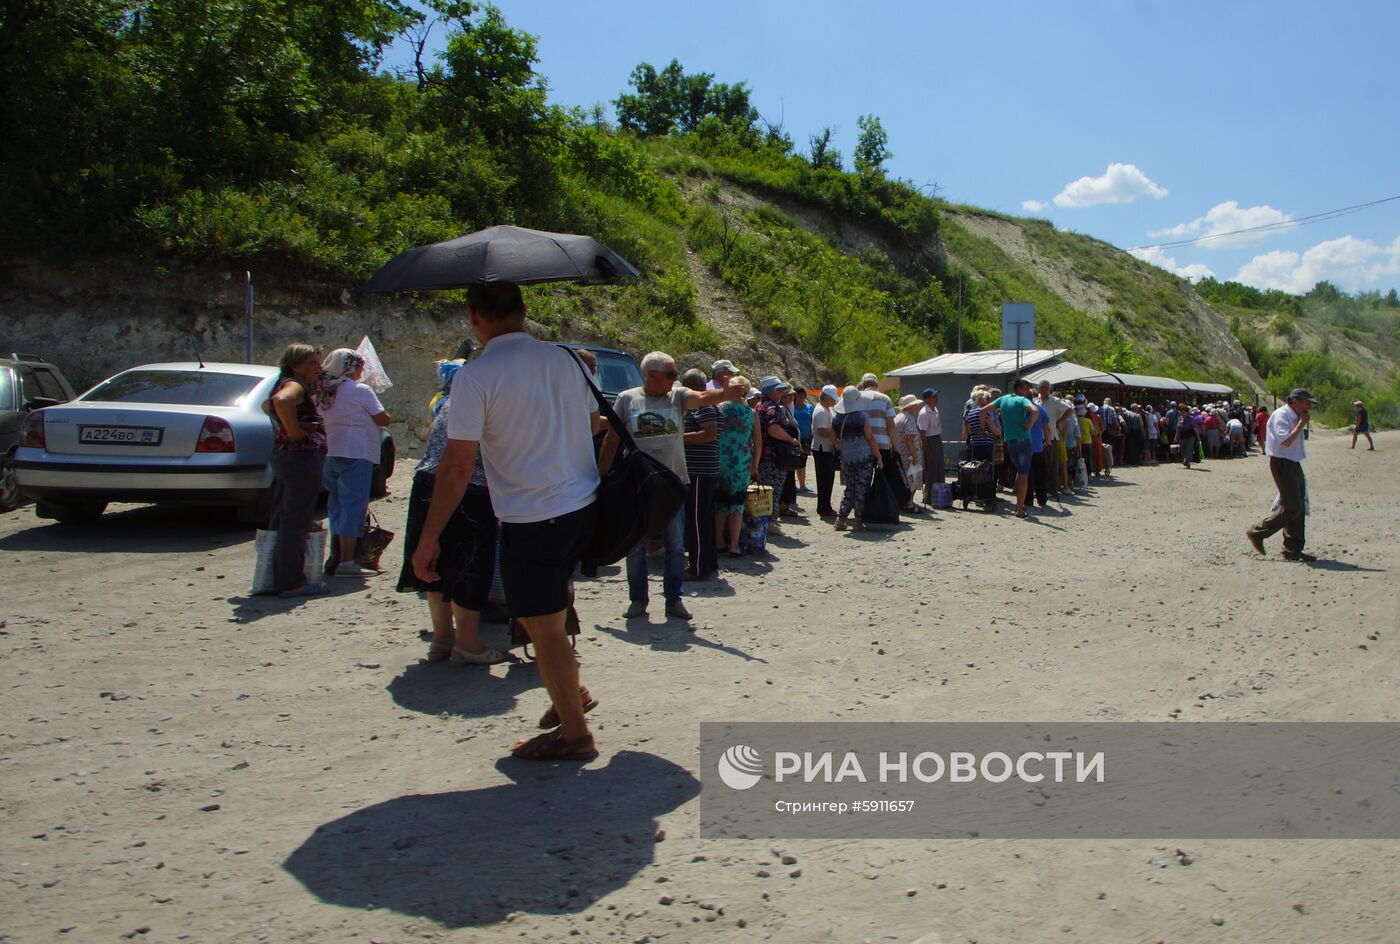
[0,454,20,513]
[370,438,395,498]
[37,499,107,524]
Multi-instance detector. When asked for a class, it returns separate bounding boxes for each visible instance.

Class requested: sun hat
[759,375,789,395]
[920,387,938,398]
[746,388,760,400]
[1088,403,1099,413]
[1355,399,1364,405]
[711,359,737,377]
[899,394,920,410]
[1286,388,1317,403]
[860,372,880,386]
[820,383,840,401]
[1073,393,1086,404]
[834,386,871,415]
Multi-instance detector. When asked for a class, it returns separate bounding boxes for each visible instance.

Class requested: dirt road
[2,431,1396,943]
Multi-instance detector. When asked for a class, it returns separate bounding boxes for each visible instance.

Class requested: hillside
[1,2,1394,428]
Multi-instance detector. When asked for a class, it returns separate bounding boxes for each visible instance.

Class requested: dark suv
[1,354,79,511]
[565,344,643,400]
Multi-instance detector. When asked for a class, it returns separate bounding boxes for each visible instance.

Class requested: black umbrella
[358,225,641,294]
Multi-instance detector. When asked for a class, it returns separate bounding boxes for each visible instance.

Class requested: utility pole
[956,275,964,353]
[244,272,254,364]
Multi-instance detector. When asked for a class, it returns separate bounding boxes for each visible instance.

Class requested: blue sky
[388,1,1400,295]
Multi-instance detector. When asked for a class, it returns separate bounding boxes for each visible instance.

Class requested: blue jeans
[626,507,685,606]
[323,456,372,537]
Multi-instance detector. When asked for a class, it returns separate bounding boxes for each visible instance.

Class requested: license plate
[79,425,164,446]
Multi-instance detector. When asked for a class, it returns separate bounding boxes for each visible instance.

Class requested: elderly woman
[893,394,924,510]
[396,360,508,665]
[754,376,802,522]
[265,343,328,597]
[715,375,760,556]
[319,348,392,577]
[962,390,995,462]
[832,386,884,531]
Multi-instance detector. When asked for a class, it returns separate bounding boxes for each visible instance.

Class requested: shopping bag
[356,512,395,570]
[250,528,327,594]
[739,515,771,554]
[863,468,901,524]
[354,336,394,394]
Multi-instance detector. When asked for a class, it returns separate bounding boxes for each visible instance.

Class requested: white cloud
[1021,199,1049,213]
[1129,245,1215,282]
[1052,163,1168,208]
[1148,201,1294,249]
[1234,234,1400,293]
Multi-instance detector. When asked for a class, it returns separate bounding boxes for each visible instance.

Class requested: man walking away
[1351,399,1375,450]
[1246,389,1317,562]
[981,378,1040,518]
[414,283,599,761]
[811,385,840,517]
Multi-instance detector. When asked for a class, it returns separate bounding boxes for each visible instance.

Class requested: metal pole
[244,271,254,364]
[957,275,964,353]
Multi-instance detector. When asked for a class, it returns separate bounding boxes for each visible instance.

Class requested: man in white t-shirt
[412,283,601,762]
[599,351,742,622]
[1037,381,1072,494]
[916,387,945,502]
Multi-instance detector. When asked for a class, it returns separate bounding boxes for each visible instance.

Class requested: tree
[854,113,890,176]
[1385,288,1398,308]
[807,126,842,170]
[614,58,757,137]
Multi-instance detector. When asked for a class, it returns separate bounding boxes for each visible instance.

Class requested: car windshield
[82,370,263,407]
[594,351,642,397]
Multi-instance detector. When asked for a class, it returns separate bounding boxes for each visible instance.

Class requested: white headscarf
[319,348,364,408]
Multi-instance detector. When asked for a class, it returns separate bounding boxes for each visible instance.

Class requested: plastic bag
[354,336,393,394]
[250,528,327,594]
[863,468,901,524]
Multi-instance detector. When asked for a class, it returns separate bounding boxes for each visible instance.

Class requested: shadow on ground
[387,658,539,718]
[0,503,256,553]
[282,750,700,926]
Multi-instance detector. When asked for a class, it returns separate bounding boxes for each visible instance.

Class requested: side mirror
[23,398,60,411]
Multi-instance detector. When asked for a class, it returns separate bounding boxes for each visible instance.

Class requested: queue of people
[266,288,1360,761]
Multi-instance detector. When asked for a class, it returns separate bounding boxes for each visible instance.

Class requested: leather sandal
[539,687,599,729]
[511,730,597,761]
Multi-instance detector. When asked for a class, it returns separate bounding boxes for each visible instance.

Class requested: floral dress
[716,401,755,514]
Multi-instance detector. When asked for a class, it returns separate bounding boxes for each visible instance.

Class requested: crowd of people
[259,282,1370,761]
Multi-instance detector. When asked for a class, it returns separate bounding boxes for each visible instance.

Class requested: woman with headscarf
[319,348,392,577]
[396,359,509,664]
[715,375,760,556]
[264,342,329,597]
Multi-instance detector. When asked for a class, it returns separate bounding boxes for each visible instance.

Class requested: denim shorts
[323,456,373,536]
[1005,438,1033,476]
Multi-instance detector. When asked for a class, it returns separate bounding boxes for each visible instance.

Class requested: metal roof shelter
[888,350,1066,453]
[1109,371,1190,393]
[887,349,1066,378]
[1186,381,1236,397]
[1020,361,1123,388]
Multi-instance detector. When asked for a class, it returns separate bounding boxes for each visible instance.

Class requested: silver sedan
[13,362,393,524]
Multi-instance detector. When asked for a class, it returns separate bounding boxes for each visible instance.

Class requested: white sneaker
[335,561,376,577]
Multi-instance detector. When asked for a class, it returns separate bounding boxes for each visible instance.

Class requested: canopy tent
[1020,360,1123,388]
[1109,372,1190,393]
[888,349,1066,378]
[1185,381,1236,397]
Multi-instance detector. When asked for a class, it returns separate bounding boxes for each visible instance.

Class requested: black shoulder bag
[569,353,687,566]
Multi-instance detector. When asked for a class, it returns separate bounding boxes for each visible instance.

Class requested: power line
[1129,193,1400,252]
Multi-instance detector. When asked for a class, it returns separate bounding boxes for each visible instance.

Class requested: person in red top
[1253,407,1269,456]
[1202,409,1223,458]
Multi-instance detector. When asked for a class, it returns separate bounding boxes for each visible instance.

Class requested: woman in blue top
[789,390,815,493]
[832,387,884,531]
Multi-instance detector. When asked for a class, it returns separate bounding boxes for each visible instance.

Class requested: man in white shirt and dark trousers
[917,387,944,504]
[1246,388,1317,562]
[413,283,601,761]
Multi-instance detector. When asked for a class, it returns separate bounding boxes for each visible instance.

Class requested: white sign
[1001,303,1035,351]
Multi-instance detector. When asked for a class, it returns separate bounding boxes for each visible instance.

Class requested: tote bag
[570,354,687,566]
[250,528,327,594]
